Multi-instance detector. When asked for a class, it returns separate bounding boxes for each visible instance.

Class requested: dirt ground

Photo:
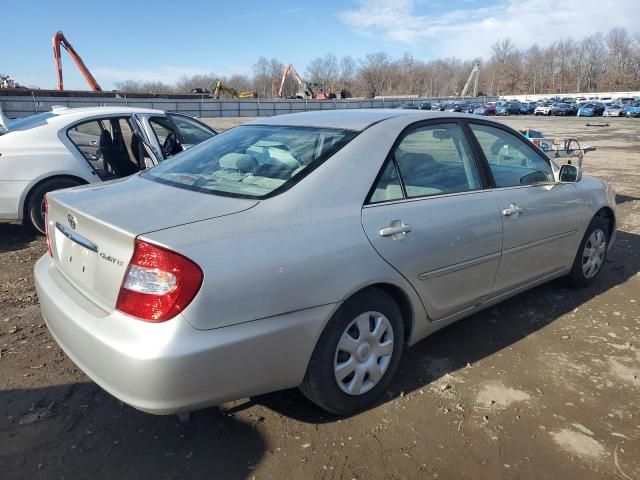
[1,115,639,480]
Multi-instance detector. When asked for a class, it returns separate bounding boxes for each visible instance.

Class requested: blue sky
[3,0,639,90]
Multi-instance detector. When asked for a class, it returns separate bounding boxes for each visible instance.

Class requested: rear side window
[368,123,481,202]
[469,123,554,187]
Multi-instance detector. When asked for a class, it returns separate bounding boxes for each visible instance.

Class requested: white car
[534,104,553,116]
[0,106,216,232]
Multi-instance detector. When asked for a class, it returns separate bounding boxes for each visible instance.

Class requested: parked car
[473,104,495,116]
[551,103,575,116]
[35,109,617,416]
[578,103,605,117]
[418,102,432,110]
[0,106,217,233]
[534,103,553,116]
[625,102,640,118]
[603,103,625,117]
[519,102,536,115]
[495,103,511,115]
[443,102,469,113]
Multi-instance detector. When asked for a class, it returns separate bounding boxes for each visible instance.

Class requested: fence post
[31,91,38,114]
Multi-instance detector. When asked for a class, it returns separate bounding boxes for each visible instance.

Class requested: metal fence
[0,94,498,119]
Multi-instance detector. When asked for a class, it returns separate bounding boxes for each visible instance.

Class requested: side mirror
[559,164,582,183]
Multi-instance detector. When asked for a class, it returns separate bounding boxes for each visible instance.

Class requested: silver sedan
[35,109,617,415]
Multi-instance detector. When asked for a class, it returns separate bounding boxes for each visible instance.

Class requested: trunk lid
[46,175,257,310]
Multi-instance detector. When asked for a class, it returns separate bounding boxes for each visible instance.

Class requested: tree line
[116,27,640,98]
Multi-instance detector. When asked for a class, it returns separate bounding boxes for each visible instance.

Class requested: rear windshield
[143,125,357,199]
[5,112,56,131]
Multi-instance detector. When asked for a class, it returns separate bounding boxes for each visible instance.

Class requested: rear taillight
[116,239,203,322]
[44,195,53,257]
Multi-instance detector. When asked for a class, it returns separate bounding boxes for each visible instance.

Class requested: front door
[466,122,581,293]
[361,122,502,321]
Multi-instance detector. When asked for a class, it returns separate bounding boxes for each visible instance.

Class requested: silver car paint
[362,189,502,320]
[35,256,338,414]
[45,178,257,311]
[35,110,617,414]
[491,183,581,293]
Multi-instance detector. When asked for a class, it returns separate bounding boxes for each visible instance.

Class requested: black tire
[300,288,404,415]
[26,178,83,234]
[565,215,610,288]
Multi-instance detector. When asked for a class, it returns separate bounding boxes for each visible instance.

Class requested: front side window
[168,114,215,146]
[143,125,356,198]
[469,123,554,188]
[394,123,480,199]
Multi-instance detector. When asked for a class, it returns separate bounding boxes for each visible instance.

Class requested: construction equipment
[459,61,480,97]
[0,74,19,89]
[212,79,257,99]
[52,31,101,91]
[278,64,336,100]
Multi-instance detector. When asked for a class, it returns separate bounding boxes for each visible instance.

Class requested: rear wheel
[26,178,83,234]
[300,288,404,415]
[566,216,610,287]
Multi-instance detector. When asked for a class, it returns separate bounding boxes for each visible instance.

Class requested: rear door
[466,121,580,293]
[361,121,502,321]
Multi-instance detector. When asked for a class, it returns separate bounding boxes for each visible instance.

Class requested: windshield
[143,125,357,198]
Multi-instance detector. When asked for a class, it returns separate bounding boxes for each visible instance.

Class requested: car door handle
[502,203,523,216]
[89,140,98,146]
[379,222,412,237]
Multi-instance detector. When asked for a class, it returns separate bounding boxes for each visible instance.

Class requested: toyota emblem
[67,213,77,230]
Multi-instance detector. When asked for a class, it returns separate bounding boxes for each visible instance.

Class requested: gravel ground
[1,115,639,480]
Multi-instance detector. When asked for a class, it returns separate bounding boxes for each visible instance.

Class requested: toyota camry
[35,109,617,416]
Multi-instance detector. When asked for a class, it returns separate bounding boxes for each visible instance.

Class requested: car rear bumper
[35,255,336,414]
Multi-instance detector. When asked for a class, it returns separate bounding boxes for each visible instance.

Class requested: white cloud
[339,0,640,58]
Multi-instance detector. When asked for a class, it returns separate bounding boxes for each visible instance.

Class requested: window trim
[461,118,556,189]
[364,118,489,205]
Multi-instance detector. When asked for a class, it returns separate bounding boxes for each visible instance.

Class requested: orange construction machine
[52,31,101,91]
[278,63,336,100]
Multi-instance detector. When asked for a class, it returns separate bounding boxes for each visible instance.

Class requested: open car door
[131,113,162,168]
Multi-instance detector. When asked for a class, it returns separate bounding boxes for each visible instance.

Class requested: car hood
[49,174,259,235]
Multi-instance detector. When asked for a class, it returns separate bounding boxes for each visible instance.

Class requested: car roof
[247,109,482,131]
[49,105,164,120]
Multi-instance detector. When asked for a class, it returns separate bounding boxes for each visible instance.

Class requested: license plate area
[54,223,99,286]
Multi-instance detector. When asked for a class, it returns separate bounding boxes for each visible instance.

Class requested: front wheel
[565,216,610,287]
[300,288,404,415]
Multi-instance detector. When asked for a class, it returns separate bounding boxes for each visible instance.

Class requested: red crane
[52,31,102,91]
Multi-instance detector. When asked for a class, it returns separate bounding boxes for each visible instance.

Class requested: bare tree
[114,27,640,98]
